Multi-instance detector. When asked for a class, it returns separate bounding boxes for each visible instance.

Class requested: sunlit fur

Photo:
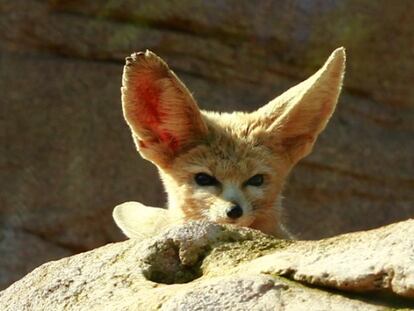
[114,48,346,238]
[160,112,290,236]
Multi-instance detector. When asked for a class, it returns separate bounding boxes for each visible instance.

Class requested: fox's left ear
[256,47,346,164]
[121,50,208,168]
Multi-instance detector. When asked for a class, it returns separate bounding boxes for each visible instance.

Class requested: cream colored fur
[113,48,346,239]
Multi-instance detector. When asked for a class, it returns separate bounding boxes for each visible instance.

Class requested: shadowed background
[0,0,413,290]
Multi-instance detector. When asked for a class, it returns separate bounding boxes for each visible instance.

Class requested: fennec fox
[113,48,346,239]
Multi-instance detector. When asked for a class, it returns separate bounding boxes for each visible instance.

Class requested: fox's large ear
[113,202,170,239]
[122,51,208,167]
[256,48,346,164]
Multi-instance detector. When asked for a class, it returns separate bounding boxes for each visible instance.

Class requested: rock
[1,0,413,289]
[0,226,72,288]
[161,275,380,311]
[0,221,413,310]
[234,219,414,298]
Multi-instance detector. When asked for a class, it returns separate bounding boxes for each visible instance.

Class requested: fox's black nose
[226,205,243,219]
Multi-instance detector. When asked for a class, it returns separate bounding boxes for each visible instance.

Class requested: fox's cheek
[190,187,220,200]
[188,190,221,212]
[245,187,265,200]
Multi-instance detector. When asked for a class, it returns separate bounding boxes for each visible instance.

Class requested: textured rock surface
[1,0,414,289]
[237,219,414,298]
[1,221,414,310]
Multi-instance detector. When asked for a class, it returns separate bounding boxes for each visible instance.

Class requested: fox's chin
[209,215,255,228]
[185,208,256,228]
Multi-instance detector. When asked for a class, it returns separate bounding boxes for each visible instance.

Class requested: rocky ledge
[0,220,413,310]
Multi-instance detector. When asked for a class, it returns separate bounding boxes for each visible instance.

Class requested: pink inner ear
[134,76,179,152]
[136,77,163,127]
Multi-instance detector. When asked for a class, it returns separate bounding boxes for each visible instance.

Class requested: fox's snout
[184,177,256,226]
[211,201,246,223]
[226,204,243,219]
[209,179,260,224]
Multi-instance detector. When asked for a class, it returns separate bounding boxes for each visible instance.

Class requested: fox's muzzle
[226,204,243,219]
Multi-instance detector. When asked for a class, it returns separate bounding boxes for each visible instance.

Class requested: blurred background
[1,0,413,290]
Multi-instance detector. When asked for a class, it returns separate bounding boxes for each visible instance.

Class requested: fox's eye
[194,173,218,186]
[245,174,264,187]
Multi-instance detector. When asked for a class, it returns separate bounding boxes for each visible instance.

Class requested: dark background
[1,0,413,290]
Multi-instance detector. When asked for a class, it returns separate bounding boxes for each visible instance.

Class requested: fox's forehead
[174,143,274,182]
[201,110,265,138]
[170,112,280,181]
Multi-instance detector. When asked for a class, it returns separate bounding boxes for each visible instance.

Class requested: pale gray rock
[237,219,414,298]
[1,221,413,310]
[161,275,382,311]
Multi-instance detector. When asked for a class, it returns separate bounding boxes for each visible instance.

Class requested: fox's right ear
[256,48,346,164]
[122,51,208,167]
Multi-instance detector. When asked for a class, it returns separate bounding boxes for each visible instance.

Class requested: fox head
[117,48,345,237]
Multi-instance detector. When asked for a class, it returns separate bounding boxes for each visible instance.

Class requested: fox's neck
[165,194,187,222]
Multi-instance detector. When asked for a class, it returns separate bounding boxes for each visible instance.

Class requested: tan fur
[113,48,346,239]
